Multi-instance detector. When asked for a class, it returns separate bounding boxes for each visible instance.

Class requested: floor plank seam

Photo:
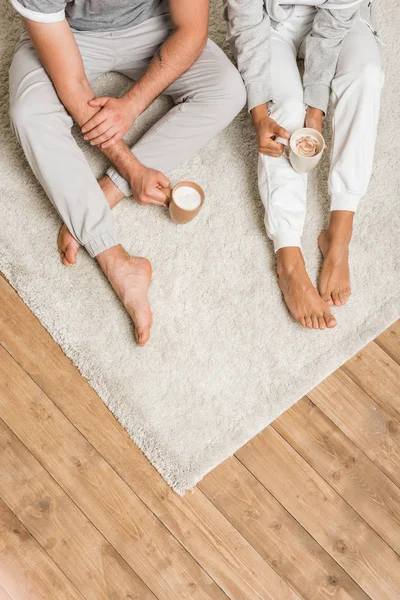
[0,414,159,600]
[0,494,85,600]
[305,392,400,492]
[269,423,400,557]
[232,451,383,600]
[0,346,231,600]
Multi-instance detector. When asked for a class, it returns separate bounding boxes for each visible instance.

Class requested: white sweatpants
[258,5,384,252]
[9,15,246,258]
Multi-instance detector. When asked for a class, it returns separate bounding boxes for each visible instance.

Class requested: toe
[318,316,326,330]
[299,317,306,328]
[136,326,150,347]
[332,291,341,307]
[64,243,77,265]
[305,316,313,329]
[324,313,337,329]
[311,316,319,330]
[320,290,334,306]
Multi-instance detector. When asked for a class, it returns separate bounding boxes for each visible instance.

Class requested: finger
[149,188,169,204]
[273,124,290,139]
[88,96,109,108]
[84,122,112,141]
[157,172,170,188]
[140,196,167,207]
[260,139,285,154]
[88,127,118,146]
[81,112,108,134]
[101,132,122,149]
[259,149,282,158]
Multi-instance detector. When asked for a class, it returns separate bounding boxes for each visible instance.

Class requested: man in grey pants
[8,0,246,346]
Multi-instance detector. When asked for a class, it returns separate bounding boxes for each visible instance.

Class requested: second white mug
[275,127,325,174]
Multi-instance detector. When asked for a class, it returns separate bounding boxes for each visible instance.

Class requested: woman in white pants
[226,0,384,330]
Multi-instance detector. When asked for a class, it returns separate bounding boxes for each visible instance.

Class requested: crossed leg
[9,34,153,345]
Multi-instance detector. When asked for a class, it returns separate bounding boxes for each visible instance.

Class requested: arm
[225,0,289,156]
[23,18,138,175]
[23,18,169,204]
[303,1,361,114]
[82,0,209,148]
[225,0,272,113]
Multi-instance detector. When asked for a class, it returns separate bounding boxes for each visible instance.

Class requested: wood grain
[200,456,368,600]
[0,276,299,600]
[0,418,155,600]
[0,346,227,600]
[1,276,400,600]
[273,397,400,553]
[342,342,400,422]
[308,369,400,487]
[375,320,400,364]
[0,498,83,600]
[236,427,400,600]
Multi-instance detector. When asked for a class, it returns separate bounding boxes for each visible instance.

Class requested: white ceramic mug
[275,127,325,174]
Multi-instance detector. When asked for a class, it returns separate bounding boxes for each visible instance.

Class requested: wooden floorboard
[308,369,400,488]
[273,397,400,553]
[0,418,155,600]
[0,499,83,600]
[1,274,399,600]
[236,427,400,599]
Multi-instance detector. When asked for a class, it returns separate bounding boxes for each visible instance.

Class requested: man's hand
[251,104,290,157]
[129,163,171,207]
[305,106,323,133]
[81,96,137,148]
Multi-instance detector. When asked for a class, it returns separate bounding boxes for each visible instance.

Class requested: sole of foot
[99,250,153,347]
[277,249,336,330]
[57,224,80,266]
[318,230,351,307]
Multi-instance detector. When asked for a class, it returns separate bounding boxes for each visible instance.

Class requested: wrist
[123,90,143,120]
[306,106,324,119]
[251,103,269,125]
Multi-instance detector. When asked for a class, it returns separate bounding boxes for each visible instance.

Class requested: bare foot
[318,211,354,307]
[318,231,351,307]
[277,247,336,330]
[57,176,124,265]
[97,245,152,346]
[57,224,80,266]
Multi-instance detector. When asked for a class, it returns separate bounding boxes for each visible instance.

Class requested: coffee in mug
[275,127,325,174]
[295,135,320,157]
[161,180,205,224]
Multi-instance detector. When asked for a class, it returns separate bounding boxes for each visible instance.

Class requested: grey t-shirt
[10,0,169,31]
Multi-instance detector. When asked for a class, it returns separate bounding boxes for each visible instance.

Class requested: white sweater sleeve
[225,0,272,112]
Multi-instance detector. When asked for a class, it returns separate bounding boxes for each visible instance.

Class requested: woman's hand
[305,106,323,133]
[81,96,137,148]
[251,104,290,157]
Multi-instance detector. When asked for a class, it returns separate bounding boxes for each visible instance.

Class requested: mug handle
[275,136,290,158]
[160,187,172,207]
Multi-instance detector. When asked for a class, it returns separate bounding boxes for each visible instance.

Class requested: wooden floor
[0,274,399,600]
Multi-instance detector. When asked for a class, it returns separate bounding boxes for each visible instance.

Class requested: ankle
[326,211,354,244]
[99,176,125,209]
[96,244,128,275]
[276,247,304,276]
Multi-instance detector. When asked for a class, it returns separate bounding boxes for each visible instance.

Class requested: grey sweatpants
[9,14,246,257]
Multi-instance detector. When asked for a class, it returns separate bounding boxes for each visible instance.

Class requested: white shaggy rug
[1,1,399,493]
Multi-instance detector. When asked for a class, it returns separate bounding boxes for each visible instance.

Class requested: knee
[222,65,247,118]
[352,63,384,91]
[270,98,305,132]
[210,63,247,123]
[9,97,29,134]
